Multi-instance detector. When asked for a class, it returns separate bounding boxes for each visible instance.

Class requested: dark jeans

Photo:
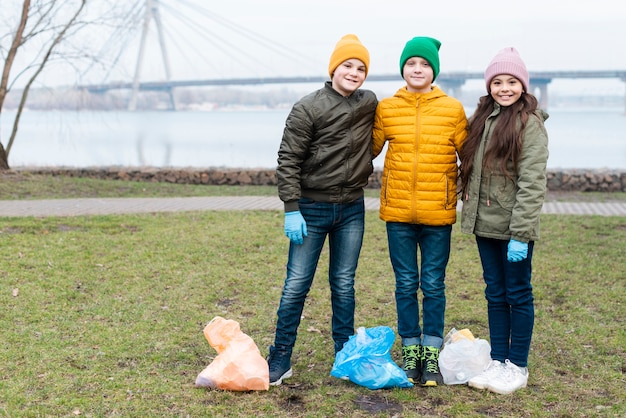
[273,197,365,354]
[476,236,535,367]
[386,222,452,349]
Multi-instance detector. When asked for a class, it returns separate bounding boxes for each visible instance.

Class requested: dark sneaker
[421,345,443,387]
[267,346,293,386]
[402,344,422,383]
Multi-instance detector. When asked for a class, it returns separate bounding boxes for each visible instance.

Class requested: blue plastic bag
[330,326,413,389]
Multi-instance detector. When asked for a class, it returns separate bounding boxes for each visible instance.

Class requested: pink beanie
[484,47,529,92]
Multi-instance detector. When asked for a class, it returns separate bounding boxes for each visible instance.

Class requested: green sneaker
[421,345,443,387]
[402,344,422,383]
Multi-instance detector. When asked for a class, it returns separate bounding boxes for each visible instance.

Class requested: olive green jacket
[277,82,378,212]
[461,105,549,242]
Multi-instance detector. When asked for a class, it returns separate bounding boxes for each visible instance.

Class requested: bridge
[80,70,626,111]
[77,1,626,111]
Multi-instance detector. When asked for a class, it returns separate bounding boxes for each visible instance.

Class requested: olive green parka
[461,104,549,242]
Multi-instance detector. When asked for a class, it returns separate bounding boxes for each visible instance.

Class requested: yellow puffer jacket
[373,86,467,225]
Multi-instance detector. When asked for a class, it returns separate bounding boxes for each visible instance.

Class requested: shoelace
[403,347,420,369]
[501,360,524,379]
[423,349,439,373]
[483,362,503,378]
[496,366,515,382]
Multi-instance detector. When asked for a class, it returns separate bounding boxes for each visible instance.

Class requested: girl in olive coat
[459,47,549,395]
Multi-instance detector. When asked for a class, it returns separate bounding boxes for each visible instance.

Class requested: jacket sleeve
[510,114,549,242]
[276,100,314,212]
[453,106,468,154]
[372,104,386,159]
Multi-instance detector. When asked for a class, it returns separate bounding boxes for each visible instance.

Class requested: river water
[2,107,625,170]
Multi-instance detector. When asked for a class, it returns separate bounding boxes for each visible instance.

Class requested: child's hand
[507,239,528,262]
[284,211,308,245]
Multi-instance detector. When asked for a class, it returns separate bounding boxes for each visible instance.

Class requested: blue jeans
[273,197,365,354]
[476,236,535,367]
[386,222,451,349]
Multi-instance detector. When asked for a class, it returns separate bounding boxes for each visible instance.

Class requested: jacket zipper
[412,99,420,223]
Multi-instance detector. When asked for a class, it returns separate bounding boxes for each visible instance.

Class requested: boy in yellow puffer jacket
[372,36,467,387]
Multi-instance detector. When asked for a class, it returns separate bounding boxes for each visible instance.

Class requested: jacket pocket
[444,171,458,210]
[491,174,516,211]
[381,170,389,207]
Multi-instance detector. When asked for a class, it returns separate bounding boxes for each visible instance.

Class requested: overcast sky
[209,0,626,73]
[19,0,626,94]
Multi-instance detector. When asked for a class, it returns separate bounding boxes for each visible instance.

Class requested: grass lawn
[0,174,624,416]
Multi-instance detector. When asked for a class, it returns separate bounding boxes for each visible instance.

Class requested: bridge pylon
[128,0,176,111]
[530,78,551,110]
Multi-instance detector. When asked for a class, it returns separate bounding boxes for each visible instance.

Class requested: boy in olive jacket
[268,34,378,386]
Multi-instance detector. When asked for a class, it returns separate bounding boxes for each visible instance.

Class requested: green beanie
[399,36,441,80]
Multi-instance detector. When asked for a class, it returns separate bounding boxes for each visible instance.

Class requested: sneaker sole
[486,382,527,395]
[405,371,421,384]
[421,380,438,387]
[269,368,293,386]
[468,380,489,390]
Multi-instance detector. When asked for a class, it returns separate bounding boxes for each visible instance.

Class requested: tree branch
[6,0,87,156]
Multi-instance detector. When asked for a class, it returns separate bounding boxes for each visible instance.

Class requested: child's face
[331,58,366,97]
[489,75,524,107]
[403,57,434,93]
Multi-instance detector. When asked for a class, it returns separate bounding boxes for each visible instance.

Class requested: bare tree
[0,0,110,170]
[0,1,88,169]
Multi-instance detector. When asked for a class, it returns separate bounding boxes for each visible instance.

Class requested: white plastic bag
[438,328,491,385]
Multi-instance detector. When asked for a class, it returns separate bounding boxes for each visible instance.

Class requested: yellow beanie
[328,34,370,78]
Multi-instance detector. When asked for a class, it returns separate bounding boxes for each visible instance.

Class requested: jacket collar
[395,85,446,102]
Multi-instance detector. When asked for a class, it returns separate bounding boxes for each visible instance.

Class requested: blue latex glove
[284,211,307,245]
[507,239,528,262]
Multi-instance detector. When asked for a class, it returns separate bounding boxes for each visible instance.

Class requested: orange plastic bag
[195,316,269,391]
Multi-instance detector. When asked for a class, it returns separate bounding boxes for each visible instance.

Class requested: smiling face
[402,57,434,93]
[331,58,366,97]
[489,74,524,106]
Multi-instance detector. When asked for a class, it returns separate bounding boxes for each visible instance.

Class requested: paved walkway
[1,196,626,217]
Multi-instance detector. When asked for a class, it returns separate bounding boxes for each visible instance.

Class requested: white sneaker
[468,359,504,390]
[487,359,528,395]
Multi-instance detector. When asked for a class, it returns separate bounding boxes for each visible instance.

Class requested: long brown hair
[458,93,539,194]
